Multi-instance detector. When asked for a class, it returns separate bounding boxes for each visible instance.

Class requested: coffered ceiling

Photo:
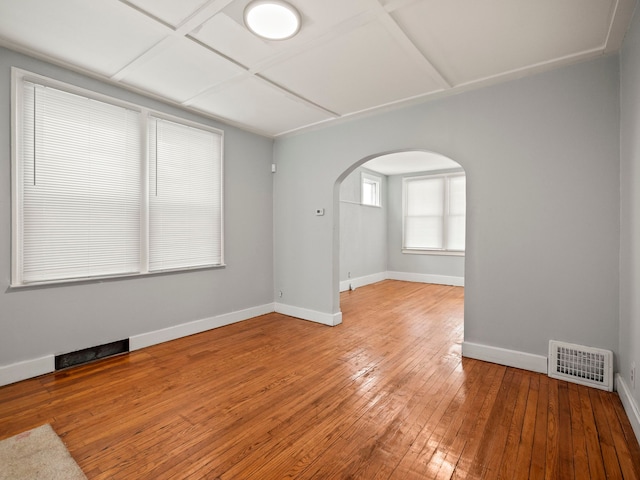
[0,0,635,137]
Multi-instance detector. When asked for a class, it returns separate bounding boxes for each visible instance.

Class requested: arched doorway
[335,150,466,312]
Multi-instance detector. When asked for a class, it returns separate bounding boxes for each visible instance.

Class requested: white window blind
[405,177,444,249]
[19,82,141,283]
[403,173,465,252]
[447,175,466,251]
[148,117,223,271]
[12,70,224,286]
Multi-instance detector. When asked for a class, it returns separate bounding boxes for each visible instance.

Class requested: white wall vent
[548,341,613,391]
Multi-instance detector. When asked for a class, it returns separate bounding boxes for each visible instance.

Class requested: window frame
[11,68,225,287]
[361,171,382,207]
[402,171,466,256]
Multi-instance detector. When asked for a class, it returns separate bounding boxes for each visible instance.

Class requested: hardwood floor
[1,280,639,479]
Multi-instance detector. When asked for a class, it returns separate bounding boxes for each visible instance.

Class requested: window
[148,116,223,272]
[403,173,466,254]
[361,172,381,207]
[12,69,223,286]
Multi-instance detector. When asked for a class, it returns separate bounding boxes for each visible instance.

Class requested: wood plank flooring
[1,280,639,479]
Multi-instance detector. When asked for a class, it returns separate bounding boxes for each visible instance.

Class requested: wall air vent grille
[548,340,613,391]
[55,339,129,370]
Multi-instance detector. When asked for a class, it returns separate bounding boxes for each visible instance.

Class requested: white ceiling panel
[190,76,334,136]
[124,0,211,27]
[0,0,169,77]
[261,19,443,115]
[191,12,277,68]
[121,37,245,103]
[391,0,616,85]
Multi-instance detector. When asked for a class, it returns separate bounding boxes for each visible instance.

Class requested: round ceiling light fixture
[244,0,301,41]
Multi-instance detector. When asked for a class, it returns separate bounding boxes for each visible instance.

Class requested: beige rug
[0,424,87,480]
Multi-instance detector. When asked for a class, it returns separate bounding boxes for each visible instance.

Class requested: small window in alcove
[361,172,381,207]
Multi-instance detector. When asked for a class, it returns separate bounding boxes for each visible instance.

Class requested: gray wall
[339,167,387,282]
[0,48,274,367]
[386,171,465,278]
[274,55,620,359]
[620,7,640,413]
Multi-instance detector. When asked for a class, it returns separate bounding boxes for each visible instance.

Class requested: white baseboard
[616,373,640,444]
[387,271,464,286]
[339,272,387,292]
[275,303,342,326]
[0,355,55,387]
[130,303,275,351]
[462,341,548,374]
[1,306,274,387]
[339,271,464,292]
[0,301,340,387]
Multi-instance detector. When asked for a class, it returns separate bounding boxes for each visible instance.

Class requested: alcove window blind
[403,173,466,252]
[13,72,224,286]
[447,175,466,251]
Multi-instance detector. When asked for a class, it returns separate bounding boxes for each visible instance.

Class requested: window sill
[339,200,382,208]
[9,264,226,290]
[402,249,465,257]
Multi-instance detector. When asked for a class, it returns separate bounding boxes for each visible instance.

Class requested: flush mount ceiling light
[244,0,301,40]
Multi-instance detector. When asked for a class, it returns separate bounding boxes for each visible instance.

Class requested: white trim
[0,303,281,386]
[129,303,275,351]
[616,374,640,444]
[339,272,387,292]
[10,68,22,286]
[387,271,464,287]
[275,303,342,326]
[604,0,637,54]
[339,271,465,291]
[462,341,548,374]
[0,301,345,387]
[0,355,55,387]
[401,249,465,256]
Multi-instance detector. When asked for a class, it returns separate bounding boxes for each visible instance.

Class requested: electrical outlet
[348,272,351,278]
[278,290,283,298]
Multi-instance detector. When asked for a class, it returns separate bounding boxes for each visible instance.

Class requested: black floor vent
[55,339,129,370]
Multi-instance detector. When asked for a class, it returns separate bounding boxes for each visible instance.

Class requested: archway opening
[335,149,466,316]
